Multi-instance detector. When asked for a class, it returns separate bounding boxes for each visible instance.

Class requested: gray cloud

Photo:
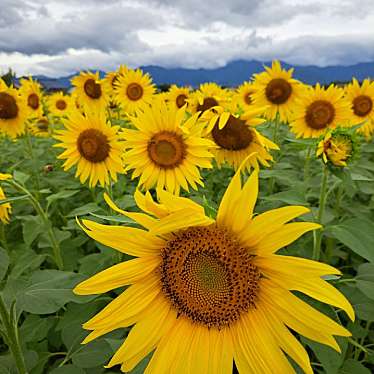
[0,1,161,54]
[0,0,373,76]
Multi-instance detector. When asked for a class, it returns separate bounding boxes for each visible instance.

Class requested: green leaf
[0,248,9,280]
[46,190,79,209]
[0,195,29,205]
[49,365,85,374]
[89,212,136,224]
[356,280,374,300]
[357,263,374,281]
[20,315,54,343]
[328,219,374,262]
[340,285,374,321]
[13,170,30,184]
[262,190,308,205]
[302,337,347,374]
[9,250,46,279]
[21,215,45,246]
[16,270,92,314]
[71,340,113,368]
[67,203,102,217]
[339,359,371,374]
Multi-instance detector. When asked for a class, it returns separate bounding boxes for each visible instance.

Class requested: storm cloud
[0,0,373,76]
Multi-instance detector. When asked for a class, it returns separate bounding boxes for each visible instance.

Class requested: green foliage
[0,125,374,373]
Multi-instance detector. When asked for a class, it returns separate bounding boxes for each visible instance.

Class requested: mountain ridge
[25,59,374,90]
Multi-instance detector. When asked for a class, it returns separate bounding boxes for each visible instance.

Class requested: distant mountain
[18,60,374,90]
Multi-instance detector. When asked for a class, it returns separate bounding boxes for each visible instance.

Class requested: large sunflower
[19,77,43,119]
[0,85,28,138]
[167,85,191,110]
[252,60,307,123]
[47,92,73,117]
[290,84,353,138]
[74,161,354,374]
[201,105,278,172]
[71,71,110,113]
[345,78,374,139]
[54,109,125,187]
[188,82,228,115]
[122,98,215,195]
[0,173,12,224]
[114,69,155,114]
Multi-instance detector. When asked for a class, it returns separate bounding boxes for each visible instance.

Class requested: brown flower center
[353,95,373,117]
[305,100,335,130]
[244,92,253,105]
[56,99,67,110]
[147,131,186,169]
[265,78,292,105]
[36,118,49,131]
[0,92,18,120]
[126,83,144,101]
[176,94,187,108]
[28,93,40,110]
[84,79,102,99]
[197,97,218,113]
[212,115,253,151]
[161,225,260,328]
[77,129,110,163]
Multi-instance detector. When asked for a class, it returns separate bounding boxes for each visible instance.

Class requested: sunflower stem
[313,164,329,261]
[268,116,281,194]
[303,145,312,186]
[23,130,41,199]
[4,180,64,270]
[0,295,28,374]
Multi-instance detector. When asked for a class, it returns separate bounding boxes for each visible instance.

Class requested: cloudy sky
[1,0,374,77]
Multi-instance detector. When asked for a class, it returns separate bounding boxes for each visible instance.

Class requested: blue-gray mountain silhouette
[30,60,374,90]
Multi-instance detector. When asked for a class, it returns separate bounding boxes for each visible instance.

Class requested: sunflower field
[0,61,374,374]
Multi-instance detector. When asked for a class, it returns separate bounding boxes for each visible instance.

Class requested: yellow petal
[258,257,354,321]
[74,256,160,295]
[261,280,351,351]
[107,296,176,371]
[79,219,164,257]
[83,273,160,331]
[255,222,321,255]
[149,208,214,236]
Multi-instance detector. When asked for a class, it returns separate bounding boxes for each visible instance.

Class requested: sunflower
[122,98,215,195]
[290,84,353,139]
[0,85,28,138]
[232,81,257,112]
[188,82,228,115]
[71,71,111,113]
[167,85,191,110]
[0,78,7,91]
[201,105,278,172]
[74,160,354,374]
[28,116,51,137]
[252,60,307,123]
[19,77,43,119]
[317,130,355,167]
[114,69,155,114]
[345,78,374,139]
[106,65,129,92]
[47,92,73,117]
[54,109,125,187]
[0,173,12,224]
